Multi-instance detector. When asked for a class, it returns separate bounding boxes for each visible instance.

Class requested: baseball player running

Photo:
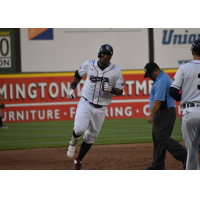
[66,44,124,170]
[169,39,200,170]
[0,94,8,129]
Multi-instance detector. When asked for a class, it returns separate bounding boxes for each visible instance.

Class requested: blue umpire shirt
[149,70,175,111]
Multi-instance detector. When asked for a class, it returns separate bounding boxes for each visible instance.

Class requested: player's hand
[101,82,112,92]
[67,88,75,99]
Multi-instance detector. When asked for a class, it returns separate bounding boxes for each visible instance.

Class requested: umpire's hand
[146,114,154,124]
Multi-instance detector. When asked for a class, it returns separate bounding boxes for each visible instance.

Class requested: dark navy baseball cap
[144,62,159,78]
[190,39,200,53]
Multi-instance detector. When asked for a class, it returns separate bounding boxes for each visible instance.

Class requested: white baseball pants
[182,106,200,170]
[73,97,107,144]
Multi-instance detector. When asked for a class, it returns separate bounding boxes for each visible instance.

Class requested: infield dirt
[1,142,198,170]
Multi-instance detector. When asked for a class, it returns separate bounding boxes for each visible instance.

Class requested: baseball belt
[82,96,104,108]
[183,102,200,109]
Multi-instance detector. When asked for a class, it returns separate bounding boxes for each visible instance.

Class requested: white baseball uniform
[171,60,200,170]
[73,59,124,144]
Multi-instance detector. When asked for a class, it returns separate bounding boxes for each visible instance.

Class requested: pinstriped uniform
[171,60,200,170]
[74,60,124,144]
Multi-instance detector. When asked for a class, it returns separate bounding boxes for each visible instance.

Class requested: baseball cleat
[67,145,76,158]
[66,135,81,158]
[74,157,82,170]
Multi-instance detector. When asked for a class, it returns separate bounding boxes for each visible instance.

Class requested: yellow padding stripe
[0,69,178,78]
[122,69,178,74]
[0,73,75,78]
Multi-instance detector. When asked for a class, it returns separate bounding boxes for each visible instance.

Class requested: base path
[0,142,198,170]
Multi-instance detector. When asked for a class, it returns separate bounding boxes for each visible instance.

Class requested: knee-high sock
[78,141,92,161]
[0,117,3,126]
[72,130,80,138]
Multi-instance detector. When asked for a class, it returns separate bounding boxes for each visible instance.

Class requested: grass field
[0,118,183,151]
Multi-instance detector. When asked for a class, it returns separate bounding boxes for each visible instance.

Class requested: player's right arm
[67,61,89,99]
[169,87,181,101]
[67,70,83,100]
[70,70,83,89]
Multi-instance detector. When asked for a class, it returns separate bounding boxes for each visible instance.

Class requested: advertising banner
[0,29,17,73]
[0,70,183,123]
[20,28,149,72]
[154,28,200,69]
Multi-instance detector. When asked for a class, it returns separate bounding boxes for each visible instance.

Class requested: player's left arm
[101,82,123,95]
[114,88,123,95]
[101,71,124,96]
[113,70,124,96]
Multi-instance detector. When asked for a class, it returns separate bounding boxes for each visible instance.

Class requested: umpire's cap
[190,39,200,53]
[144,63,160,78]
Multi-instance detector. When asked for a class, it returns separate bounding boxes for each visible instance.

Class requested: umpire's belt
[159,107,175,111]
[82,96,103,108]
[183,102,200,109]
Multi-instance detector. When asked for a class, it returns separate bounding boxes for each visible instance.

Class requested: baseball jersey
[171,60,200,106]
[78,60,124,105]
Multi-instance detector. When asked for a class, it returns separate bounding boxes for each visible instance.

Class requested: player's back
[181,60,200,104]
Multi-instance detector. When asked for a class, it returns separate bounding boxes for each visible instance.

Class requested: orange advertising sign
[0,70,182,123]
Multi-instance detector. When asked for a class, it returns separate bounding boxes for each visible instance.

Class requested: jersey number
[198,73,200,90]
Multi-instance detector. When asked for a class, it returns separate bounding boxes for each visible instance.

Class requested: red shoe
[74,157,82,170]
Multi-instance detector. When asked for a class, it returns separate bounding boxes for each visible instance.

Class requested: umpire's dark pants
[151,108,187,168]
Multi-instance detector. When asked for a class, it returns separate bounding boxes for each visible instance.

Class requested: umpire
[143,63,187,170]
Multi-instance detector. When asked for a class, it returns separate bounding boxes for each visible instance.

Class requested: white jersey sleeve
[171,60,200,106]
[78,61,88,77]
[115,70,124,90]
[171,66,184,90]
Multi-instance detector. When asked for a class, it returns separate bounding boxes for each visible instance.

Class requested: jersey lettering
[89,75,109,83]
